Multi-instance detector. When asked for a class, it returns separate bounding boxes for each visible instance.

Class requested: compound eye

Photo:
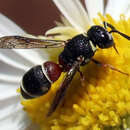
[101,31,114,48]
[96,28,114,48]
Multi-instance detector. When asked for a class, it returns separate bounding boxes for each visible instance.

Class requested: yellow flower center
[21,14,130,130]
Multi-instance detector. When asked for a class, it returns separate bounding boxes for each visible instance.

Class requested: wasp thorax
[59,34,95,70]
[20,62,62,99]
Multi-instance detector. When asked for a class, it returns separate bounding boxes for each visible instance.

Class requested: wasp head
[87,25,114,49]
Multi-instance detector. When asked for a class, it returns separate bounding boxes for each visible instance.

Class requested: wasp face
[87,26,114,49]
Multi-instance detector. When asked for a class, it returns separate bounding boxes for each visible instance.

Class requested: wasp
[0,22,130,116]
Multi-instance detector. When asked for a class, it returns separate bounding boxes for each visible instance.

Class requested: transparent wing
[0,36,66,49]
[47,61,80,117]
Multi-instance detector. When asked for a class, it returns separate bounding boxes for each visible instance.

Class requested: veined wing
[0,36,66,49]
[47,61,80,117]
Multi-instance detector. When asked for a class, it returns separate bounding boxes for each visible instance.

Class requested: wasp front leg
[92,59,129,76]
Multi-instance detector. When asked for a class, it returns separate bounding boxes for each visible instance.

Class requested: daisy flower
[0,0,130,130]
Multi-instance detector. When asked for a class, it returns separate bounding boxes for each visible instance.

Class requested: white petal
[0,50,29,71]
[0,60,31,130]
[13,49,48,65]
[0,49,48,71]
[125,6,130,19]
[85,0,104,23]
[0,95,31,130]
[0,60,23,103]
[0,60,25,76]
[0,14,41,130]
[0,13,25,36]
[60,15,72,26]
[53,0,90,33]
[46,26,79,37]
[105,0,130,20]
[0,82,18,99]
[0,74,20,83]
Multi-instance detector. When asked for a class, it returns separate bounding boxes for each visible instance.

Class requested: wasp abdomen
[21,65,51,99]
[21,62,62,99]
[44,61,62,82]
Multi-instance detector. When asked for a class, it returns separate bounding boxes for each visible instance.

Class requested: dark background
[0,0,61,35]
[0,0,86,35]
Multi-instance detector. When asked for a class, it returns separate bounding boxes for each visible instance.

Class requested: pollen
[21,14,130,130]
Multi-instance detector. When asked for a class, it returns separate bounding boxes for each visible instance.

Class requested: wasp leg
[78,69,85,81]
[113,43,120,55]
[77,69,86,88]
[92,59,129,76]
